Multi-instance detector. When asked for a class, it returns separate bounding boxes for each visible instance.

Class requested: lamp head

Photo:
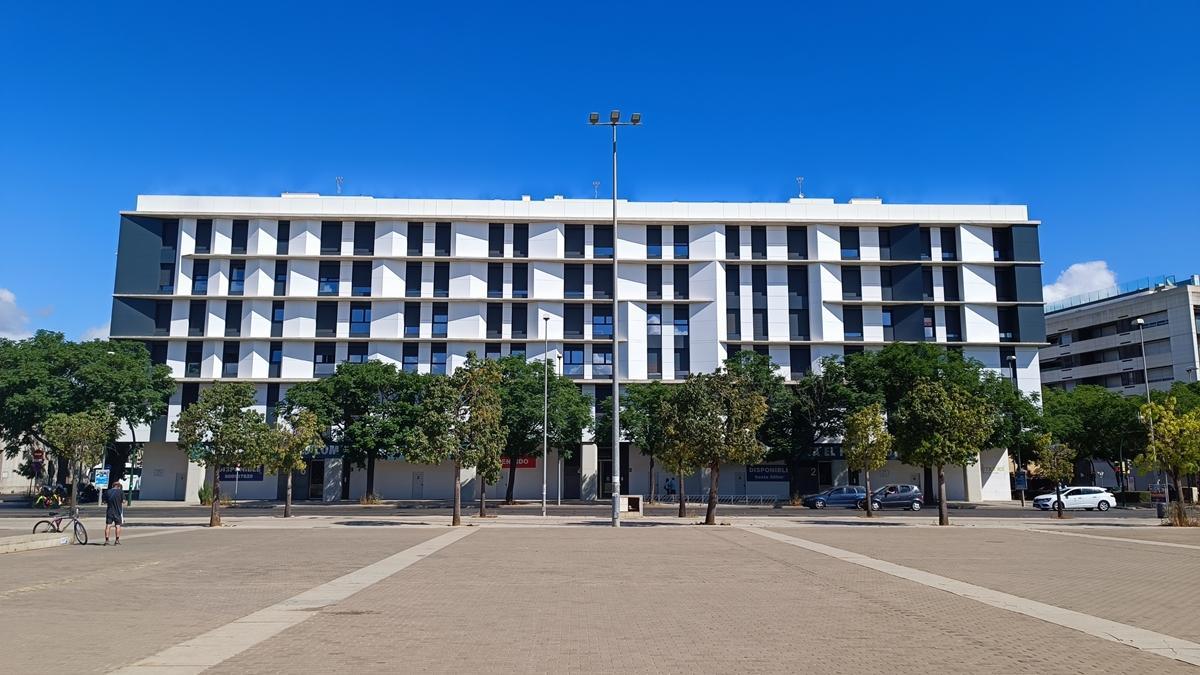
[609,110,620,124]
[588,112,599,125]
[1135,317,1145,326]
[630,112,642,125]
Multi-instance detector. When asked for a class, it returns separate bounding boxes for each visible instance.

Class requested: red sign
[31,448,45,461]
[501,456,537,469]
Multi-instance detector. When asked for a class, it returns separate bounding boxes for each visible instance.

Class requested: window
[594,225,614,258]
[648,226,663,259]
[943,268,960,302]
[430,343,448,375]
[433,262,449,298]
[269,341,282,378]
[882,308,894,341]
[751,226,766,260]
[316,302,337,337]
[789,265,809,340]
[674,344,690,379]
[940,227,957,261]
[565,264,584,299]
[842,266,862,300]
[273,261,287,296]
[787,226,808,260]
[352,261,371,297]
[673,265,689,300]
[881,268,893,301]
[509,343,526,358]
[511,303,527,339]
[406,262,422,297]
[564,344,584,377]
[840,227,860,260]
[752,266,768,340]
[1148,366,1174,383]
[347,342,369,364]
[565,225,585,258]
[878,228,892,261]
[647,304,663,335]
[922,267,934,301]
[1121,370,1145,387]
[920,228,932,261]
[318,261,340,296]
[945,308,963,342]
[314,343,336,377]
[592,345,613,378]
[486,303,503,339]
[350,302,371,338]
[647,347,662,378]
[321,221,341,255]
[485,343,502,360]
[923,307,936,341]
[726,265,741,340]
[647,265,662,300]
[154,301,171,336]
[565,304,585,339]
[487,263,503,298]
[185,342,203,378]
[593,264,613,300]
[407,222,424,256]
[229,261,245,296]
[404,302,421,337]
[592,305,613,338]
[513,223,528,258]
[161,219,179,252]
[354,222,375,255]
[998,307,1018,342]
[725,226,740,259]
[434,222,451,256]
[192,260,209,295]
[993,227,1014,261]
[432,303,448,338]
[994,266,1017,302]
[159,263,175,293]
[222,341,239,378]
[402,344,419,373]
[195,219,213,254]
[271,301,284,337]
[512,263,528,298]
[224,301,241,337]
[276,221,290,255]
[488,223,504,257]
[188,300,206,336]
[673,226,689,259]
[231,220,248,254]
[844,307,863,340]
[673,307,690,337]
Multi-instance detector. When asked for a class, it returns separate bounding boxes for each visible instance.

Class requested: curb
[0,531,74,554]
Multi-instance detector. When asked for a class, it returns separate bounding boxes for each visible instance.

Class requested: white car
[1032,486,1115,512]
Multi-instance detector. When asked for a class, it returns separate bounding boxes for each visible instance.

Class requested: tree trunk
[504,456,518,504]
[786,456,804,502]
[284,471,293,518]
[479,477,488,517]
[863,469,874,518]
[366,454,376,498]
[210,470,222,527]
[68,461,78,509]
[452,461,462,526]
[1172,473,1187,526]
[1055,483,1064,519]
[704,462,720,525]
[936,464,948,526]
[677,470,687,518]
[648,457,655,503]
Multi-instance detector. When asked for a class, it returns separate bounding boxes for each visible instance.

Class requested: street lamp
[1006,354,1025,507]
[557,353,564,506]
[1135,317,1168,516]
[589,109,641,527]
[542,315,551,518]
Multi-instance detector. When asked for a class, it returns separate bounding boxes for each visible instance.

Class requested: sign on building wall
[219,466,265,481]
[747,465,789,482]
[501,457,537,469]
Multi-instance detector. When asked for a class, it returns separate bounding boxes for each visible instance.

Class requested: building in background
[1041,275,1200,394]
[109,193,1044,503]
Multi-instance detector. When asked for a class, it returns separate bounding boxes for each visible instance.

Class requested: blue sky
[0,1,1196,339]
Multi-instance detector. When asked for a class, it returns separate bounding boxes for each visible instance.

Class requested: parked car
[857,484,924,511]
[1032,486,1115,512]
[802,486,867,509]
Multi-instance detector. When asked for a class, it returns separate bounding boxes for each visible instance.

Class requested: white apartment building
[109,193,1045,504]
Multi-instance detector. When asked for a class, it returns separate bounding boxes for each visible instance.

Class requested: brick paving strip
[109,527,476,675]
[743,527,1200,668]
[1027,528,1200,550]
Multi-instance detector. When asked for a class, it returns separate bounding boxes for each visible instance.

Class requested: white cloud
[81,322,111,341]
[1043,261,1117,303]
[0,288,32,339]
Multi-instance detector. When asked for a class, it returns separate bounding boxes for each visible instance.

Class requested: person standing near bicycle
[104,479,124,545]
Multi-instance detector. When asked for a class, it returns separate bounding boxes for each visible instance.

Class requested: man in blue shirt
[104,480,124,545]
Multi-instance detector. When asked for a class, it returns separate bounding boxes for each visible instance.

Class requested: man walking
[104,479,124,545]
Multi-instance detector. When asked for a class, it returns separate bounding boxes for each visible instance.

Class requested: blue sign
[94,469,110,488]
[219,466,264,481]
[747,464,789,482]
[1014,470,1028,491]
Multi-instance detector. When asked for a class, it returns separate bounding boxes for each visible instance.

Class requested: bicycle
[32,506,88,545]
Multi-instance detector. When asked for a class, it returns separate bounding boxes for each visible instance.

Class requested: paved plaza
[1,514,1198,673]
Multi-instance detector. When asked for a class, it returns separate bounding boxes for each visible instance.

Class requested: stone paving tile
[0,526,445,674]
[1057,526,1200,545]
[770,526,1200,644]
[212,527,1186,674]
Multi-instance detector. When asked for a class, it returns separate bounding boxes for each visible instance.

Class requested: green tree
[976,372,1043,477]
[413,355,506,524]
[843,403,892,518]
[1135,397,1200,526]
[893,380,996,526]
[42,409,118,508]
[657,384,700,517]
[1042,385,1144,482]
[773,357,859,500]
[616,382,673,502]
[265,409,325,518]
[174,382,272,527]
[1032,433,1074,519]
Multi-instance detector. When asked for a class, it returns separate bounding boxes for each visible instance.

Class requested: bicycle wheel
[72,520,88,545]
[32,520,55,534]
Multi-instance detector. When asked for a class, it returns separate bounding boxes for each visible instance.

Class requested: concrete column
[323,458,342,502]
[581,442,598,501]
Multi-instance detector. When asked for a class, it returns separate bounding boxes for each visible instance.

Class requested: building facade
[109,193,1044,503]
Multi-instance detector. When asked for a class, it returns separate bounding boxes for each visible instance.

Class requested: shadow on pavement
[333,520,433,527]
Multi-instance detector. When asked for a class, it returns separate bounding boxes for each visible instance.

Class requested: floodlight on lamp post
[588,109,642,527]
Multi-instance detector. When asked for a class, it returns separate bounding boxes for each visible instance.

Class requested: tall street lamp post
[543,315,551,518]
[589,109,641,527]
[1135,317,1168,516]
[1006,354,1025,508]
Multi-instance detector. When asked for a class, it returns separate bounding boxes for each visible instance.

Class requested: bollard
[1156,502,1166,519]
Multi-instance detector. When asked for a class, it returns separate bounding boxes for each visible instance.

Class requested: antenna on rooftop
[796,176,805,199]
[335,176,344,195]
[593,180,601,199]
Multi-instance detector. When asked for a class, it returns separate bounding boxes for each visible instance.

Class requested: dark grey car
[857,484,924,511]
